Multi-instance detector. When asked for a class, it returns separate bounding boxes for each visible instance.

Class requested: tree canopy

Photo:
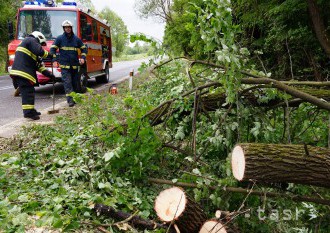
[138,0,330,81]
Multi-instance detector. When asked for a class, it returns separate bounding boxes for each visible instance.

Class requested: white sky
[91,0,165,41]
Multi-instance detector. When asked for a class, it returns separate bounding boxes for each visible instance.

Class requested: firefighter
[10,31,55,120]
[50,20,87,107]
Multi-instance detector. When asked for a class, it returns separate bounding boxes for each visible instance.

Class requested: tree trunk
[154,186,207,233]
[307,0,330,57]
[231,143,330,188]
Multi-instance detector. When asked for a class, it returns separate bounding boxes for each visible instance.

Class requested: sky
[90,0,165,41]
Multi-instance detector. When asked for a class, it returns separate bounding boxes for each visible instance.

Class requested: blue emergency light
[24,1,41,6]
[62,1,77,6]
[44,0,55,7]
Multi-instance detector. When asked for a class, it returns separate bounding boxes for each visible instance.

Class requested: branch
[241,78,330,111]
[93,203,173,231]
[148,178,330,206]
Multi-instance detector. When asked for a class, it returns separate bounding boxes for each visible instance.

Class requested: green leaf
[104,152,115,162]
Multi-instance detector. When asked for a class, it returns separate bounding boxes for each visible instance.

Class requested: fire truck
[7,0,112,93]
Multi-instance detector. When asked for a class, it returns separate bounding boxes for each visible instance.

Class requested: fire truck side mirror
[7,20,14,40]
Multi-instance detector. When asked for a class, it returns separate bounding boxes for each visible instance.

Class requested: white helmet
[62,20,73,28]
[31,31,47,46]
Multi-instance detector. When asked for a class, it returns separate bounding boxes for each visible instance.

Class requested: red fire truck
[7,0,112,92]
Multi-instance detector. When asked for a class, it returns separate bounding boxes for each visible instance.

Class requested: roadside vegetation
[112,42,155,62]
[1,0,330,232]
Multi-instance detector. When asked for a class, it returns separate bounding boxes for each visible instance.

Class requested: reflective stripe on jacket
[50,32,87,69]
[9,36,50,83]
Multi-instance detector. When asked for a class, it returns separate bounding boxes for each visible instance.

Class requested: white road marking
[0,86,13,91]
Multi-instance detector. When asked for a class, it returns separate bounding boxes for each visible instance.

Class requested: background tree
[162,0,206,58]
[138,0,330,82]
[232,0,330,81]
[0,0,20,73]
[134,0,172,23]
[99,7,129,57]
[76,0,96,12]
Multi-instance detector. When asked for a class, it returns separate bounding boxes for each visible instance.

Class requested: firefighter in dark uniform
[50,20,87,107]
[10,31,55,120]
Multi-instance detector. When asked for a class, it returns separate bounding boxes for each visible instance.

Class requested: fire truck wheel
[77,72,88,93]
[96,64,109,83]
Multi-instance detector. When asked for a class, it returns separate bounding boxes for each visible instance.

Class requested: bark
[231,143,330,188]
[148,178,330,206]
[307,0,330,57]
[154,186,207,233]
[93,203,174,232]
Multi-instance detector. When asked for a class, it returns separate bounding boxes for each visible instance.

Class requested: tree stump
[154,186,207,233]
[231,143,330,188]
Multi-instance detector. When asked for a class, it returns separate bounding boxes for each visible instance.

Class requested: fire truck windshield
[18,10,77,40]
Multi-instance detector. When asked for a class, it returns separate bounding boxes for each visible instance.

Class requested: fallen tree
[144,79,330,126]
[146,58,330,126]
[231,143,330,188]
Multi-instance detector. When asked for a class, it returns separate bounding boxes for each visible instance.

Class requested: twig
[163,143,192,157]
[150,102,172,126]
[295,108,320,139]
[166,193,184,233]
[192,89,200,161]
[284,96,292,144]
[286,37,294,79]
[182,171,219,183]
[186,62,196,88]
[256,54,268,75]
[196,104,233,162]
[97,226,111,233]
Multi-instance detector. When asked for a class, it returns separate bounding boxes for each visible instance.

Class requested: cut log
[154,186,207,233]
[199,217,240,233]
[231,143,330,188]
[199,220,227,233]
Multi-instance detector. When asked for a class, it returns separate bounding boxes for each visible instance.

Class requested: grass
[112,53,150,62]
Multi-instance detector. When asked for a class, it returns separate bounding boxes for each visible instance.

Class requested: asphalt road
[0,59,149,126]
